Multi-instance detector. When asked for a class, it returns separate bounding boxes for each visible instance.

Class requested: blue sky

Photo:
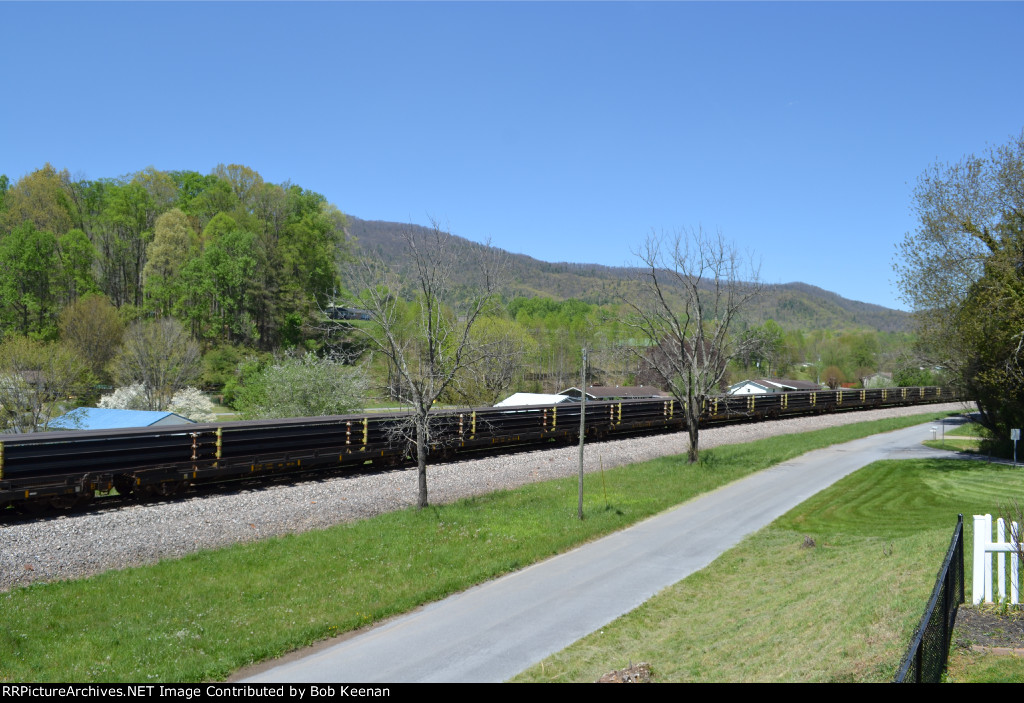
[2,1,1022,311]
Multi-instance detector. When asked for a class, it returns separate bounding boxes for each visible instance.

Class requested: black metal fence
[894,514,965,683]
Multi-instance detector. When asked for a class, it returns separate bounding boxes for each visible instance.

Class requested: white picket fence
[973,514,1022,604]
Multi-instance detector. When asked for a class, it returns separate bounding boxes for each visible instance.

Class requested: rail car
[0,386,960,511]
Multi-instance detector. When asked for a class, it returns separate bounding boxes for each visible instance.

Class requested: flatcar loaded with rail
[0,386,959,512]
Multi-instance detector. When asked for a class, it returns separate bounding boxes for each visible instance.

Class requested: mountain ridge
[345,216,911,333]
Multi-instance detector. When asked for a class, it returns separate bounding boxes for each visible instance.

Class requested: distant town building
[559,385,668,401]
[325,305,372,321]
[727,378,823,395]
[494,393,575,407]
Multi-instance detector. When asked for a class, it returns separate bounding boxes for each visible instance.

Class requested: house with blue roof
[50,407,196,431]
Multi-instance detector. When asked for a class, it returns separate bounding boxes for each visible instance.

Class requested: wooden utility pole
[578,346,587,520]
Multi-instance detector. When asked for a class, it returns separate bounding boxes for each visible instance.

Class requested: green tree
[0,222,60,337]
[232,352,366,419]
[180,228,261,346]
[738,319,785,377]
[55,228,99,304]
[448,316,538,406]
[182,176,237,230]
[0,336,92,432]
[199,212,238,249]
[92,181,158,307]
[143,208,196,315]
[0,163,78,237]
[213,163,264,214]
[59,294,125,381]
[822,365,845,390]
[893,365,934,388]
[896,129,1024,434]
[132,167,178,212]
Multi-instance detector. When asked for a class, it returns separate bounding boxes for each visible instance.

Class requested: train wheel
[157,480,188,497]
[50,491,93,511]
[15,498,49,514]
[138,480,188,499]
[113,475,136,497]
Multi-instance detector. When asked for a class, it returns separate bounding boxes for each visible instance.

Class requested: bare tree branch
[336,219,509,507]
[622,227,761,463]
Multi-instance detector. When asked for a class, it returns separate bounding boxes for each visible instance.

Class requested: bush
[232,352,366,420]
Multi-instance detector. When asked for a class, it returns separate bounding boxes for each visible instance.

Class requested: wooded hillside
[347,217,911,333]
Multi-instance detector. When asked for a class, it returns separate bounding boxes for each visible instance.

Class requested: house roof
[493,393,575,407]
[728,378,823,394]
[728,380,774,394]
[768,378,823,391]
[559,385,667,400]
[50,407,196,431]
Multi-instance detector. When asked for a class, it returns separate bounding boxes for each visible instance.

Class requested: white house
[493,393,575,407]
[728,378,822,395]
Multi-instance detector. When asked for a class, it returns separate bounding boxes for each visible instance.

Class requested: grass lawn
[923,421,989,453]
[513,456,1024,683]
[0,411,958,682]
[947,646,1024,683]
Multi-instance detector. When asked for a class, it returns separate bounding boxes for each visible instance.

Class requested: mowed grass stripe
[1,412,954,682]
[515,457,1023,683]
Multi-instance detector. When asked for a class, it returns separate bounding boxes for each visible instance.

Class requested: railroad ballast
[0,386,958,511]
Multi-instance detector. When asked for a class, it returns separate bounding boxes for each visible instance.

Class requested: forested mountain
[0,164,348,350]
[0,163,921,423]
[347,217,911,333]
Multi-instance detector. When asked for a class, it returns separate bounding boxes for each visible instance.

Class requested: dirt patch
[597,662,652,683]
[955,605,1024,653]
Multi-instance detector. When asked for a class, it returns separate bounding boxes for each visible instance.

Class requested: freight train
[0,386,960,512]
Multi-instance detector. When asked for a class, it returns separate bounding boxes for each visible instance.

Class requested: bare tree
[822,365,845,390]
[109,317,202,410]
[623,227,761,463]
[339,220,507,508]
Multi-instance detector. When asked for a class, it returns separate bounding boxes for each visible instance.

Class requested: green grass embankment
[1,412,956,682]
[514,454,1024,682]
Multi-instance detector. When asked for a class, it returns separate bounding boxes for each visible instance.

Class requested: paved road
[243,421,960,683]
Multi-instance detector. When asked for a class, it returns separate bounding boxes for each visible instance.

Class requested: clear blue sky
[3,1,1022,311]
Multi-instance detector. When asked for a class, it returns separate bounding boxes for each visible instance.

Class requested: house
[727,378,822,395]
[863,372,895,388]
[50,407,197,431]
[325,305,372,321]
[559,385,668,401]
[493,393,575,407]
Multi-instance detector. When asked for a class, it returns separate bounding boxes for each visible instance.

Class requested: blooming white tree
[100,383,215,422]
[168,387,217,422]
[98,382,149,411]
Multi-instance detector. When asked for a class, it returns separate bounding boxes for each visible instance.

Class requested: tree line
[0,163,347,348]
[0,164,945,510]
[0,162,922,442]
[897,129,1024,440]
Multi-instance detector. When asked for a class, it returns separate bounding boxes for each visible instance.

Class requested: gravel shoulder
[0,402,970,592]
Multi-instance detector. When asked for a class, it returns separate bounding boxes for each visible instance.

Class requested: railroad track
[0,386,960,516]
